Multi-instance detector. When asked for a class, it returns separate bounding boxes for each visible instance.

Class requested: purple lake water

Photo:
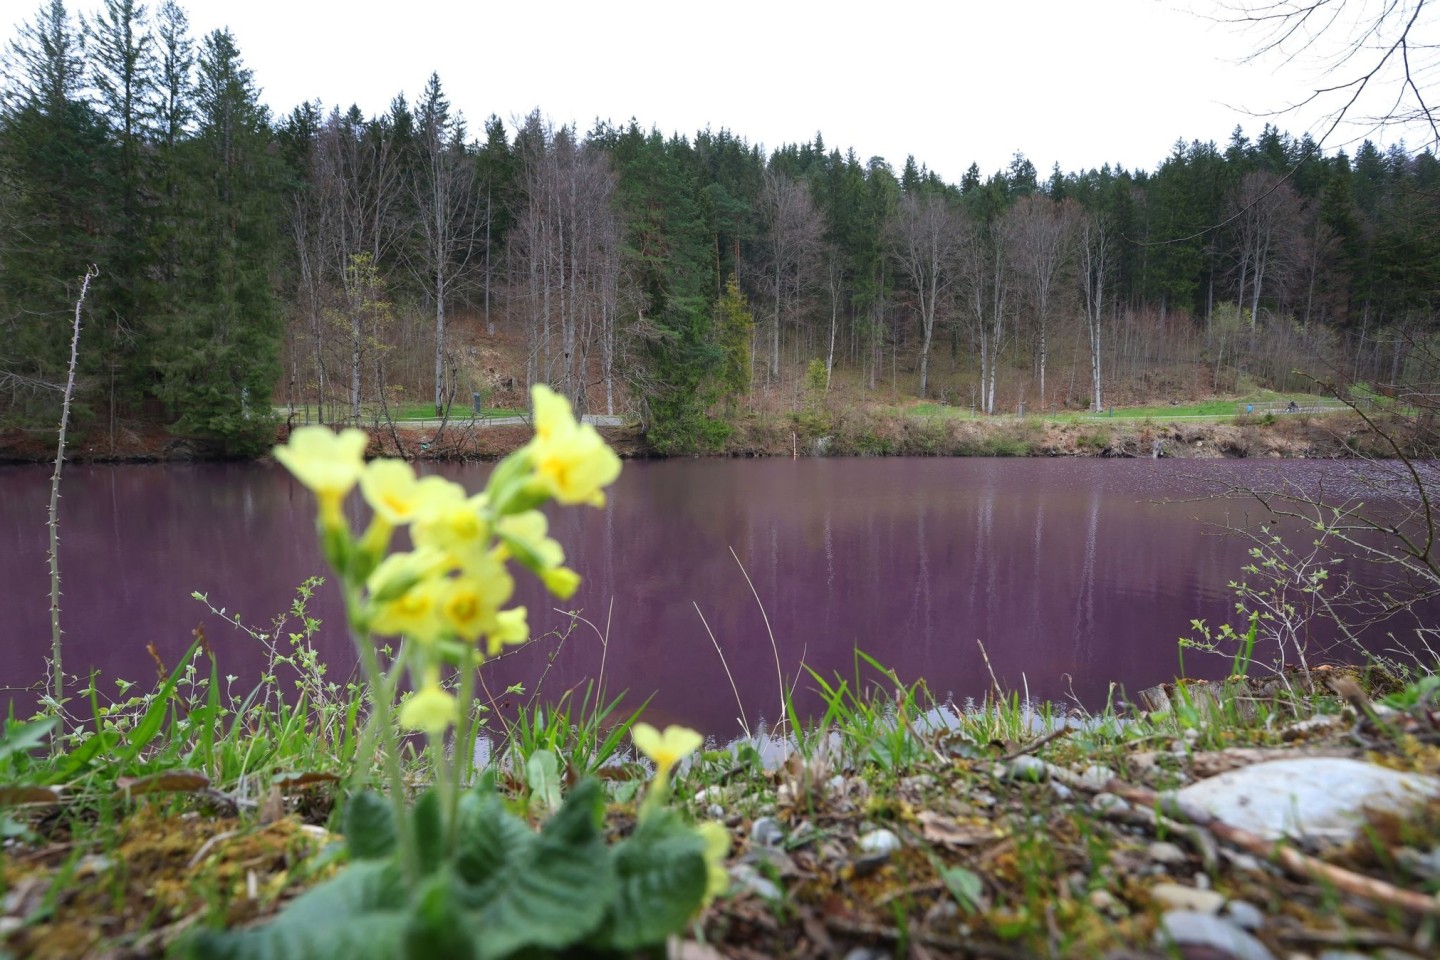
[1,458,1430,735]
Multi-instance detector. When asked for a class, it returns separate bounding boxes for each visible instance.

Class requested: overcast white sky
[6,0,1432,180]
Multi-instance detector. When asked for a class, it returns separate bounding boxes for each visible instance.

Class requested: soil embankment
[0,409,1382,463]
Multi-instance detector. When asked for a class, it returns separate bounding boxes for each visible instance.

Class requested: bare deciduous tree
[888,192,962,399]
[1078,211,1113,412]
[509,113,620,410]
[1227,170,1304,331]
[1002,194,1076,410]
[1210,0,1438,147]
[760,172,821,383]
[410,74,483,416]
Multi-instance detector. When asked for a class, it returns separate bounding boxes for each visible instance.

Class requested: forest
[2,0,1439,455]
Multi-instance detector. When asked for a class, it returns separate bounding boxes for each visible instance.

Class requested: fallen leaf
[115,771,209,797]
[0,785,60,804]
[916,809,1002,847]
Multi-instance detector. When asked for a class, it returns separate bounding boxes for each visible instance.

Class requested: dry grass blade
[694,600,749,736]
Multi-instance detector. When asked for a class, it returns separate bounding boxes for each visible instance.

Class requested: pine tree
[155,29,282,454]
[0,0,109,425]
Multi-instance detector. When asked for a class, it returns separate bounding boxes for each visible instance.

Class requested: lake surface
[1,458,1429,735]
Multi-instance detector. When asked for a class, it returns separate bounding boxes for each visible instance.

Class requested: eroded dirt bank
[0,410,1388,464]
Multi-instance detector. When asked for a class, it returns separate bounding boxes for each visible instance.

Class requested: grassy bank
[0,389,1385,464]
[3,635,1437,959]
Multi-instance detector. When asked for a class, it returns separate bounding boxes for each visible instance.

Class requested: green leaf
[0,717,58,764]
[525,749,562,813]
[188,860,406,960]
[411,789,444,875]
[602,808,708,951]
[344,791,397,861]
[454,779,613,958]
[50,729,117,783]
[939,865,985,913]
[403,870,475,960]
[116,635,203,768]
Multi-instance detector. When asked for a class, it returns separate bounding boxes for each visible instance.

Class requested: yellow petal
[541,566,581,600]
[486,606,529,657]
[398,683,457,734]
[632,723,703,775]
[360,459,421,525]
[274,426,368,501]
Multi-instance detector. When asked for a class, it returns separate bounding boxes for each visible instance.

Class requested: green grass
[381,401,526,421]
[887,391,1349,426]
[6,594,1437,959]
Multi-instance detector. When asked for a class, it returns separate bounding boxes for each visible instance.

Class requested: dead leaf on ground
[915,809,1004,848]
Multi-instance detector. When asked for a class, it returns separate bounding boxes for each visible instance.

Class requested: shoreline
[0,409,1385,465]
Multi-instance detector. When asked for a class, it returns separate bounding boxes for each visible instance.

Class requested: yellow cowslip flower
[366,547,452,601]
[439,562,514,642]
[274,426,368,526]
[697,821,731,905]
[366,552,450,641]
[399,679,457,734]
[496,510,565,568]
[631,723,703,779]
[359,459,423,526]
[525,385,621,508]
[413,487,490,568]
[486,606,529,657]
[540,566,581,600]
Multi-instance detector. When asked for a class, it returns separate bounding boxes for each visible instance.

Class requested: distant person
[1287,400,1298,413]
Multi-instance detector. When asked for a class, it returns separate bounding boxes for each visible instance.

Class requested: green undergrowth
[4,603,1438,958]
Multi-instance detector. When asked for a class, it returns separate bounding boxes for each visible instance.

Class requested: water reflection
[1,457,1430,736]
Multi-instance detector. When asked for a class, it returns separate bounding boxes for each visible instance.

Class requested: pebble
[901,774,936,791]
[857,828,902,856]
[1396,844,1440,881]
[1224,900,1264,931]
[1156,910,1277,960]
[1150,882,1225,915]
[1078,764,1117,790]
[1049,781,1074,801]
[842,949,887,960]
[750,816,784,848]
[1091,791,1129,813]
[1316,951,1371,960]
[729,863,782,901]
[694,786,725,804]
[1088,889,1117,911]
[707,804,725,819]
[1147,841,1188,865]
[1004,756,1049,782]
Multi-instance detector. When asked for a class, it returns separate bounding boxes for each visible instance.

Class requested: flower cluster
[274,384,621,735]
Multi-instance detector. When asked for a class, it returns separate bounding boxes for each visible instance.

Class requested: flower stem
[352,615,418,882]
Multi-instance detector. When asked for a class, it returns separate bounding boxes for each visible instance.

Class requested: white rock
[1174,758,1440,844]
[1224,899,1264,930]
[729,863,782,900]
[1157,911,1276,960]
[1004,756,1049,782]
[857,828,902,856]
[750,816,784,848]
[1091,791,1129,813]
[1078,764,1117,790]
[1150,882,1225,915]
[1147,841,1188,865]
